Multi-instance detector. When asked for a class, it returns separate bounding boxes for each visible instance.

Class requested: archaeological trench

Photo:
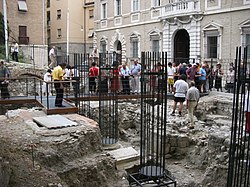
[0,89,233,187]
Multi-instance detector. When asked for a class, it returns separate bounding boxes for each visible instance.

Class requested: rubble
[0,91,234,186]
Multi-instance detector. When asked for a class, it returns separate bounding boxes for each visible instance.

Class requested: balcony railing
[161,0,200,17]
[18,36,29,45]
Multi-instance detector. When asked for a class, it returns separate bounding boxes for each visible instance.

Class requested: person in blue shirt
[199,64,207,93]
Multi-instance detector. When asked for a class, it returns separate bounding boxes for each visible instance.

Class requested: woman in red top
[110,63,121,93]
[89,62,99,94]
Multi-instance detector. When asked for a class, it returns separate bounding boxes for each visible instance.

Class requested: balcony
[18,36,29,45]
[161,0,200,18]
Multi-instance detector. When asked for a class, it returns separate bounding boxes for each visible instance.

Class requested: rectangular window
[47,11,51,26]
[207,36,217,58]
[115,0,122,16]
[47,0,50,8]
[18,26,29,44]
[152,40,159,53]
[246,34,250,58]
[152,0,160,7]
[132,0,139,12]
[18,0,28,12]
[57,9,61,19]
[132,40,139,58]
[101,3,107,19]
[57,29,61,38]
[101,42,107,53]
[100,42,107,61]
[89,9,94,19]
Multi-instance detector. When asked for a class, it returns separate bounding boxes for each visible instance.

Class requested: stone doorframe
[110,29,127,62]
[162,15,203,64]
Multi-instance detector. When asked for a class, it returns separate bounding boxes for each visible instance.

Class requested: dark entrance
[174,29,190,64]
[114,40,122,64]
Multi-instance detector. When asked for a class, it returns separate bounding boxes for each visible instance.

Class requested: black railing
[227,46,250,187]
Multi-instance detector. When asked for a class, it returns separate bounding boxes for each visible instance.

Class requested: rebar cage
[128,52,176,186]
[227,47,250,187]
[98,52,119,145]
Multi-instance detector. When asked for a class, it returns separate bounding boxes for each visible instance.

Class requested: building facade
[94,0,250,65]
[0,0,48,67]
[0,0,45,45]
[47,0,95,64]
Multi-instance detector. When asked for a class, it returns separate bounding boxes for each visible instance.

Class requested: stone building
[0,0,48,67]
[0,0,45,45]
[47,0,95,64]
[94,0,250,66]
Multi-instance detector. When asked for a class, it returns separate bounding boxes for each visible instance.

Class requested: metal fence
[227,46,250,187]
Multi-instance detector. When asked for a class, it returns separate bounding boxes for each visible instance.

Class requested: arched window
[100,36,108,61]
[130,32,140,58]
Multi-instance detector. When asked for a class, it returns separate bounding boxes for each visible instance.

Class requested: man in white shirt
[130,59,141,94]
[13,43,19,62]
[49,46,56,69]
[167,62,174,93]
[120,62,131,95]
[171,74,189,117]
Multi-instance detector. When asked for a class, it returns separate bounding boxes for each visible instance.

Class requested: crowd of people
[167,61,232,94]
[86,58,142,95]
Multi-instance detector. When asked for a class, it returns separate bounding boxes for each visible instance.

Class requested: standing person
[71,66,80,99]
[0,61,10,99]
[171,74,189,117]
[204,62,211,92]
[186,63,197,85]
[214,63,224,92]
[194,63,202,92]
[130,59,141,94]
[99,64,110,94]
[167,62,175,93]
[42,69,52,96]
[200,64,207,93]
[120,62,131,95]
[110,64,120,93]
[149,63,158,93]
[225,66,235,93]
[52,63,66,107]
[209,65,215,91]
[89,62,99,95]
[49,46,57,69]
[63,65,72,96]
[178,62,188,77]
[186,81,200,129]
[13,42,19,62]
[245,86,250,133]
[173,62,179,83]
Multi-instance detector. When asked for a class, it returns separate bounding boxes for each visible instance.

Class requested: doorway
[174,29,190,65]
[114,40,122,64]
